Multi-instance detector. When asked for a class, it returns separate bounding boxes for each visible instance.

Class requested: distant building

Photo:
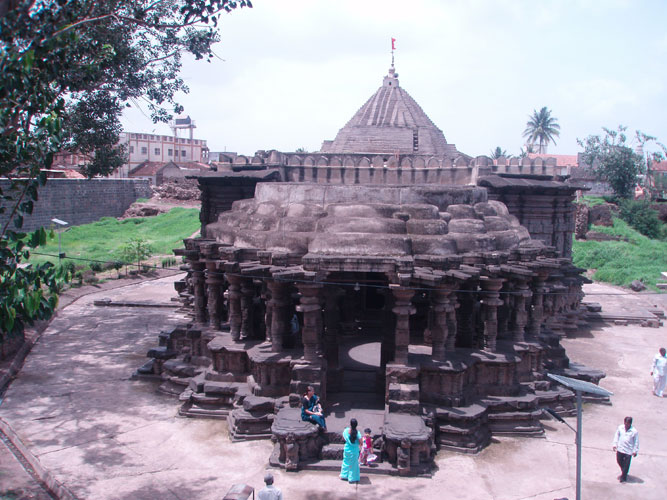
[128,160,211,185]
[647,160,667,198]
[208,152,238,163]
[118,130,208,178]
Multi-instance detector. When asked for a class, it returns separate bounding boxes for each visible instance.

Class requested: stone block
[243,395,275,413]
[147,346,177,360]
[203,381,239,396]
[388,399,420,415]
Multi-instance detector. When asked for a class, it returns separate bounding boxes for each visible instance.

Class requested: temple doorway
[326,272,390,397]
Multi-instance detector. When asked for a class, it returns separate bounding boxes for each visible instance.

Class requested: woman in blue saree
[340,418,360,483]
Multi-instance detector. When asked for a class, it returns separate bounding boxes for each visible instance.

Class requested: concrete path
[1,276,666,499]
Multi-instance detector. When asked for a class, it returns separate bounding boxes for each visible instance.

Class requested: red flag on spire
[391,38,396,51]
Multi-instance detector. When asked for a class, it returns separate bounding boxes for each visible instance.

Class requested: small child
[359,428,377,465]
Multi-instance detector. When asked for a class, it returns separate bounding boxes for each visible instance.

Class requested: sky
[121,0,667,158]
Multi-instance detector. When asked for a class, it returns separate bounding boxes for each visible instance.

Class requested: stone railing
[214,151,562,186]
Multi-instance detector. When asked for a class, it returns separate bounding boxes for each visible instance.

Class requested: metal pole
[576,390,582,500]
[58,232,62,265]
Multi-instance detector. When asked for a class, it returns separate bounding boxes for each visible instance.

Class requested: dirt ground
[0,277,665,500]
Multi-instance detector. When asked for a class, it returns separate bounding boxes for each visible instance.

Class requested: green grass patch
[576,195,609,207]
[573,218,667,290]
[30,207,200,268]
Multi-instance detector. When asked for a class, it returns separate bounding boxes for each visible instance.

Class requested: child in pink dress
[359,428,377,465]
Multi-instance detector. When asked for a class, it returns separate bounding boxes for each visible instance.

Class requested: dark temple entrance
[325,272,390,397]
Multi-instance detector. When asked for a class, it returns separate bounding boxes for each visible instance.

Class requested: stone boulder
[121,203,169,219]
[589,203,615,227]
[630,280,646,292]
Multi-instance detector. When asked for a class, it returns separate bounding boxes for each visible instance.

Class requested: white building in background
[115,116,208,177]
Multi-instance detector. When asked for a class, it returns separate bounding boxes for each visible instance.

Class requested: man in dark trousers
[612,416,639,483]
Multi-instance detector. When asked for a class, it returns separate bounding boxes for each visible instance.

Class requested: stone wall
[568,166,613,196]
[0,178,151,231]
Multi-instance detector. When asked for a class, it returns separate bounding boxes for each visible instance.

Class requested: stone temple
[139,65,600,476]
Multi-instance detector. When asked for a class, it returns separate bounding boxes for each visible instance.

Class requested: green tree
[522,107,560,154]
[578,126,655,199]
[121,237,153,272]
[489,147,509,159]
[0,0,250,343]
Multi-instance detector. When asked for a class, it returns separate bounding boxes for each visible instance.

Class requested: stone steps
[289,458,398,476]
[321,443,344,460]
[228,395,277,442]
[433,403,491,453]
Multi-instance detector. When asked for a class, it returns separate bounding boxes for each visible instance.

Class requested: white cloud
[121,0,667,157]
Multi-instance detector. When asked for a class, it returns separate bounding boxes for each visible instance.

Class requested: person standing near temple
[258,472,283,500]
[651,347,667,397]
[340,418,361,483]
[612,416,639,483]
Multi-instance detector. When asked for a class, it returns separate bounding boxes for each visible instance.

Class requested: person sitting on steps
[301,385,326,430]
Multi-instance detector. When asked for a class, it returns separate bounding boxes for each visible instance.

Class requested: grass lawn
[572,218,667,290]
[29,207,200,268]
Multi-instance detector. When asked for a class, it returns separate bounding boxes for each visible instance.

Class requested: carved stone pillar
[527,272,548,339]
[205,264,224,330]
[445,299,459,351]
[323,287,344,370]
[267,280,290,353]
[240,277,255,340]
[391,286,416,365]
[296,283,323,362]
[191,261,207,325]
[497,281,511,340]
[261,283,272,343]
[510,276,532,342]
[431,285,456,361]
[226,274,242,341]
[480,277,504,352]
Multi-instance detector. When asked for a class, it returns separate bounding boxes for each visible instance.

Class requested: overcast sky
[121,0,667,158]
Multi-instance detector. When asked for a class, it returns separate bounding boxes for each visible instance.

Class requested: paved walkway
[1,276,666,499]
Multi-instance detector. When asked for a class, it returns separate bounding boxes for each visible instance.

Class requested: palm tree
[522,107,560,154]
[490,146,508,159]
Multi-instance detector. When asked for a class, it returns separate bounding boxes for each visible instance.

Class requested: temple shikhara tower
[138,64,601,475]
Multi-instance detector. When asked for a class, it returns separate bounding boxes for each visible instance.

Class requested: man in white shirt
[612,416,639,483]
[651,347,667,397]
[258,472,283,500]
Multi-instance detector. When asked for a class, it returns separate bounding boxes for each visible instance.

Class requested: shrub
[618,200,663,239]
[89,262,102,272]
[161,257,177,268]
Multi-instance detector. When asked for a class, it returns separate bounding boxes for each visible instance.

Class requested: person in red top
[359,428,376,466]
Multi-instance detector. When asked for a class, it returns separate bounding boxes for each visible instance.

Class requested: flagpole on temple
[391,37,396,68]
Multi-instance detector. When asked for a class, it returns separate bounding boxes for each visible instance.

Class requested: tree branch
[51,13,119,38]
